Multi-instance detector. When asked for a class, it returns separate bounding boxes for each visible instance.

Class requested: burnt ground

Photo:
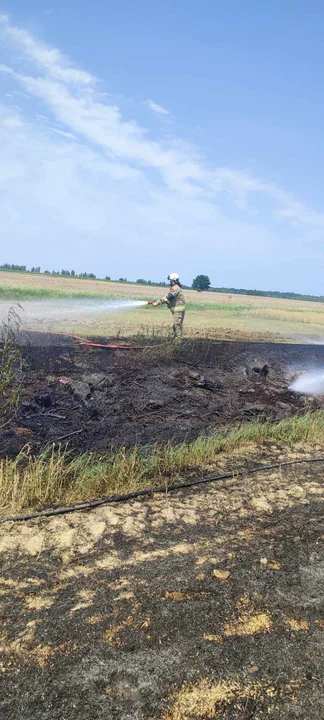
[2,335,324,458]
[1,336,324,718]
[0,456,323,719]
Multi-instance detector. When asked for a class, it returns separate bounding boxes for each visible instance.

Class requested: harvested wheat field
[2,271,324,340]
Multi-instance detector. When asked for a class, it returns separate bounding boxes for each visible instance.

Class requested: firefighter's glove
[152,301,159,307]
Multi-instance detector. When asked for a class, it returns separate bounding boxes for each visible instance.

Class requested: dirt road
[0,453,323,719]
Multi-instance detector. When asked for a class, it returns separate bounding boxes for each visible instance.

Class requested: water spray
[290,370,324,395]
[0,298,149,324]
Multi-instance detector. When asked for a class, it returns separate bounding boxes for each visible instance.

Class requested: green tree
[192,274,211,292]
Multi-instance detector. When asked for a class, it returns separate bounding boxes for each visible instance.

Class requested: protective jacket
[159,284,185,313]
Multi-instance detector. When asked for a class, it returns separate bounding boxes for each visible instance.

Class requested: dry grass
[223,611,273,637]
[2,270,324,340]
[0,270,323,310]
[0,306,23,428]
[163,676,292,720]
[36,310,324,342]
[286,619,310,631]
[1,411,324,515]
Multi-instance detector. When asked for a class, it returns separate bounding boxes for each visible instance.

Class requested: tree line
[0,264,97,279]
[0,265,167,286]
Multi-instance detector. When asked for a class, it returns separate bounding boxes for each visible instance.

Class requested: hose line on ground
[24,328,170,350]
[1,456,324,524]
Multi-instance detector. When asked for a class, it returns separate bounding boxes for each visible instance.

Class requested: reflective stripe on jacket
[159,284,185,312]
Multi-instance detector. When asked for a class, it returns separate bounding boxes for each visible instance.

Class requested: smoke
[290,370,324,395]
[286,335,324,346]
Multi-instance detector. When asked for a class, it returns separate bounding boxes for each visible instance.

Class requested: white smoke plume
[290,370,324,395]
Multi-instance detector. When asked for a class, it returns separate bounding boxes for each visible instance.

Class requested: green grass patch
[186,302,251,312]
[0,285,251,313]
[0,285,148,302]
[1,411,324,515]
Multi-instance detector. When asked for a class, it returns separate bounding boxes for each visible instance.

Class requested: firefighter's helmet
[168,273,180,282]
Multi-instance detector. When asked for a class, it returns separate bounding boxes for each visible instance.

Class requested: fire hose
[23,325,169,350]
[1,456,324,523]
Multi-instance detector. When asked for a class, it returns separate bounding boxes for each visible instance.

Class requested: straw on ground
[1,411,324,514]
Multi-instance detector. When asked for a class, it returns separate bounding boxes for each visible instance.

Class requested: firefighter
[151,273,185,336]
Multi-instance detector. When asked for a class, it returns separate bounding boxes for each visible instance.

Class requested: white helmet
[168,272,180,281]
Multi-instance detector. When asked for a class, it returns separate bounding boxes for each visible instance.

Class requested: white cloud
[0,14,324,291]
[50,127,76,139]
[0,14,93,85]
[146,99,170,115]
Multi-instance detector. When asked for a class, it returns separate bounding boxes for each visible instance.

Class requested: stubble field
[1,271,324,340]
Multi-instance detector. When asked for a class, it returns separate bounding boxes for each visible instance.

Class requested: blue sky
[1,2,324,293]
